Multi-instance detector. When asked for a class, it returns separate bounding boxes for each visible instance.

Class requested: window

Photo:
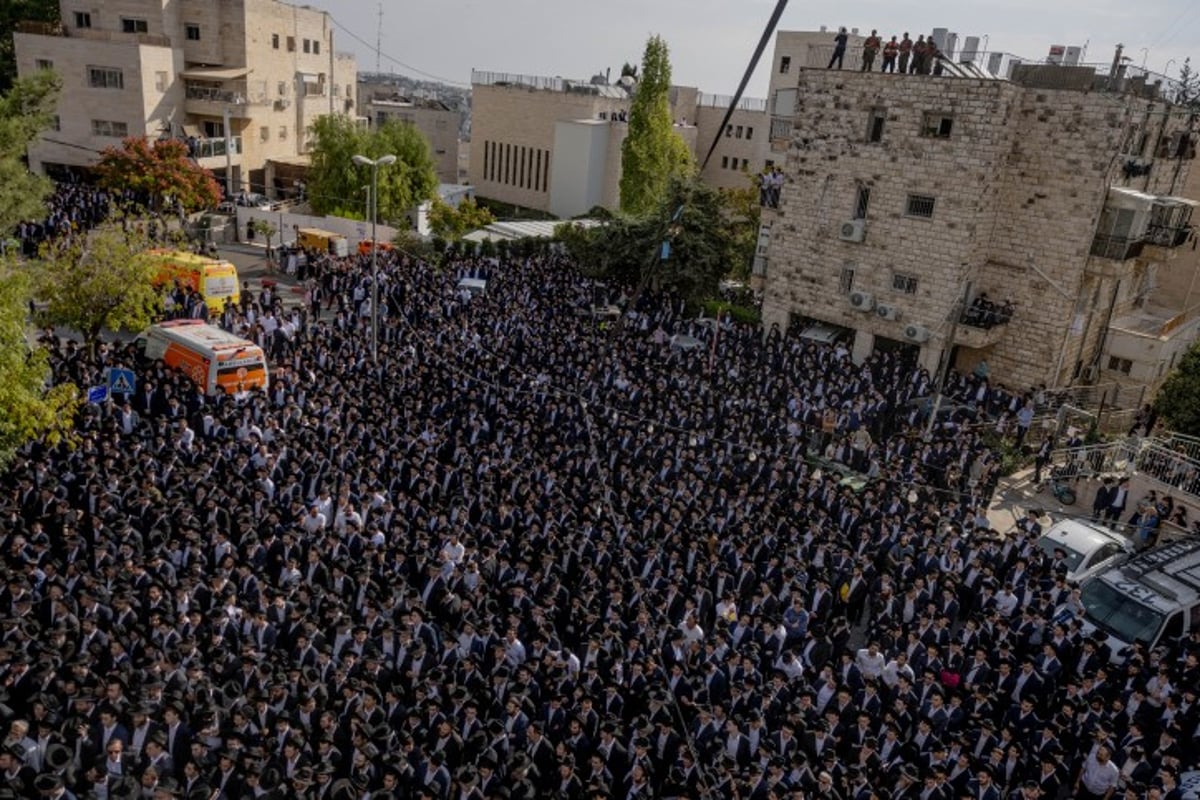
[185,24,200,41]
[921,113,954,139]
[854,186,870,220]
[867,108,886,143]
[746,126,754,140]
[313,40,320,55]
[1107,356,1133,375]
[155,71,167,92]
[780,56,791,74]
[722,156,729,169]
[905,194,936,218]
[278,126,287,140]
[272,33,280,49]
[725,124,733,138]
[35,59,53,71]
[287,36,296,52]
[278,81,287,96]
[50,115,60,132]
[202,121,224,138]
[121,18,149,34]
[892,272,919,294]
[88,67,124,90]
[741,158,749,170]
[303,39,311,54]
[735,125,743,139]
[260,126,269,142]
[91,119,128,137]
[74,11,92,28]
[839,267,855,295]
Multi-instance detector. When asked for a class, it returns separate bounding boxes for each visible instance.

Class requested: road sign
[108,368,136,395]
[87,386,109,404]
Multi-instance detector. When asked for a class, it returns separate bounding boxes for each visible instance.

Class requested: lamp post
[352,153,397,362]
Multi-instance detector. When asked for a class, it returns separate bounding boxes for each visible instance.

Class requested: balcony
[769,115,793,151]
[189,136,242,168]
[16,19,171,47]
[956,297,1012,348]
[184,81,268,118]
[1089,233,1145,262]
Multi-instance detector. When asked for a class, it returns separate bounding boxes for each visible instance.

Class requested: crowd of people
[10,180,118,257]
[826,28,946,76]
[1,236,1198,800]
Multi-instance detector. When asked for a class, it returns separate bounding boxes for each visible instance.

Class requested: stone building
[357,81,460,184]
[468,70,768,217]
[759,55,1197,393]
[13,0,357,197]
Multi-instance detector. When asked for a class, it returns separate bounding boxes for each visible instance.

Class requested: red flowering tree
[94,137,222,213]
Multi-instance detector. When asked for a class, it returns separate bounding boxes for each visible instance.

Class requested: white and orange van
[137,320,268,396]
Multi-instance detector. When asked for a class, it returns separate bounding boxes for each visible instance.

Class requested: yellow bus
[297,228,349,257]
[151,250,240,314]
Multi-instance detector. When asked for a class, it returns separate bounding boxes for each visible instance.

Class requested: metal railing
[472,70,571,91]
[1146,224,1194,248]
[191,136,242,159]
[770,116,794,140]
[698,93,768,112]
[1090,233,1145,261]
[185,82,269,105]
[1050,435,1200,504]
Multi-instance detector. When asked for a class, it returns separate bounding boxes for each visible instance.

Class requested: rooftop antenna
[375,2,382,73]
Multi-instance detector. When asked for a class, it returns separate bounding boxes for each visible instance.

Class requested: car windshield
[1080,580,1165,646]
[1036,535,1085,572]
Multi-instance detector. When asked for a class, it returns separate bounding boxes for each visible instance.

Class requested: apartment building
[358,81,459,184]
[13,0,357,197]
[759,51,1197,393]
[469,70,768,217]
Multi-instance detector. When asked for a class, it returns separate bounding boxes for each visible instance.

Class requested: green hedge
[701,300,761,325]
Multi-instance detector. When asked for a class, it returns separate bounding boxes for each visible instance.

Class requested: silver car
[1035,519,1133,583]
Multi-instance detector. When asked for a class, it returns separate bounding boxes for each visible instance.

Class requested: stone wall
[762,67,1196,392]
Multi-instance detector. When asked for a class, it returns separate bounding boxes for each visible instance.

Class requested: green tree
[426,197,495,240]
[0,268,78,466]
[250,218,278,257]
[0,69,60,230]
[719,173,762,281]
[36,221,161,352]
[1155,341,1200,434]
[307,116,438,225]
[619,35,694,217]
[94,137,222,213]
[563,175,734,311]
[0,0,60,92]
[1177,58,1200,109]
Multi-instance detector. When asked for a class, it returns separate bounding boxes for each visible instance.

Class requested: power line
[327,14,471,88]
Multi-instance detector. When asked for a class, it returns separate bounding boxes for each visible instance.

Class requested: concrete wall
[235,207,399,247]
[695,104,769,191]
[549,120,610,219]
[361,93,459,184]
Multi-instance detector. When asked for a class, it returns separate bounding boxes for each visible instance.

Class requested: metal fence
[1050,436,1200,504]
[697,93,768,112]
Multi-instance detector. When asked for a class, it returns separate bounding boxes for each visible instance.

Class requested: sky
[305,0,1199,97]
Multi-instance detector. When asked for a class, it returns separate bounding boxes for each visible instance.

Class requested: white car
[1034,519,1133,584]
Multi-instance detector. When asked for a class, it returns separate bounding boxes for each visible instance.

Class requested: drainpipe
[329,22,336,116]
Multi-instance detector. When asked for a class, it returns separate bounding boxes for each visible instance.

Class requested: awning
[180,66,251,81]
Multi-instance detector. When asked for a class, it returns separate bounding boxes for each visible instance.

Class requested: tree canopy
[619,35,694,217]
[0,0,60,92]
[0,70,78,464]
[1155,341,1200,435]
[94,137,222,213]
[306,116,438,225]
[426,197,495,241]
[35,221,161,351]
[0,69,59,231]
[560,175,734,308]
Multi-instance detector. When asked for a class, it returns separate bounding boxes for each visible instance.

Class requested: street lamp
[352,153,397,362]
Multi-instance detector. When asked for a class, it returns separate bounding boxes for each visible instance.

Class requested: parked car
[236,192,272,210]
[1034,519,1132,584]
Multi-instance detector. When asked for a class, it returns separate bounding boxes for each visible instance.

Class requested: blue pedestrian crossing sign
[108,368,136,395]
[87,385,109,404]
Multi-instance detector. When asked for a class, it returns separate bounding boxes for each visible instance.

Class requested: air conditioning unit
[839,219,866,243]
[849,290,875,311]
[275,98,291,110]
[1080,364,1099,383]
[903,324,930,343]
[876,304,901,321]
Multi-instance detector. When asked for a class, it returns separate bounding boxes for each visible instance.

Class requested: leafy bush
[701,300,761,325]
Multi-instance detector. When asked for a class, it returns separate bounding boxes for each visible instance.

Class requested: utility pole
[376,3,383,73]
[924,280,972,438]
[222,105,234,198]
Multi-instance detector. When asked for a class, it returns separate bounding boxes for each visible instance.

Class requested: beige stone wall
[695,105,768,192]
[762,68,1196,392]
